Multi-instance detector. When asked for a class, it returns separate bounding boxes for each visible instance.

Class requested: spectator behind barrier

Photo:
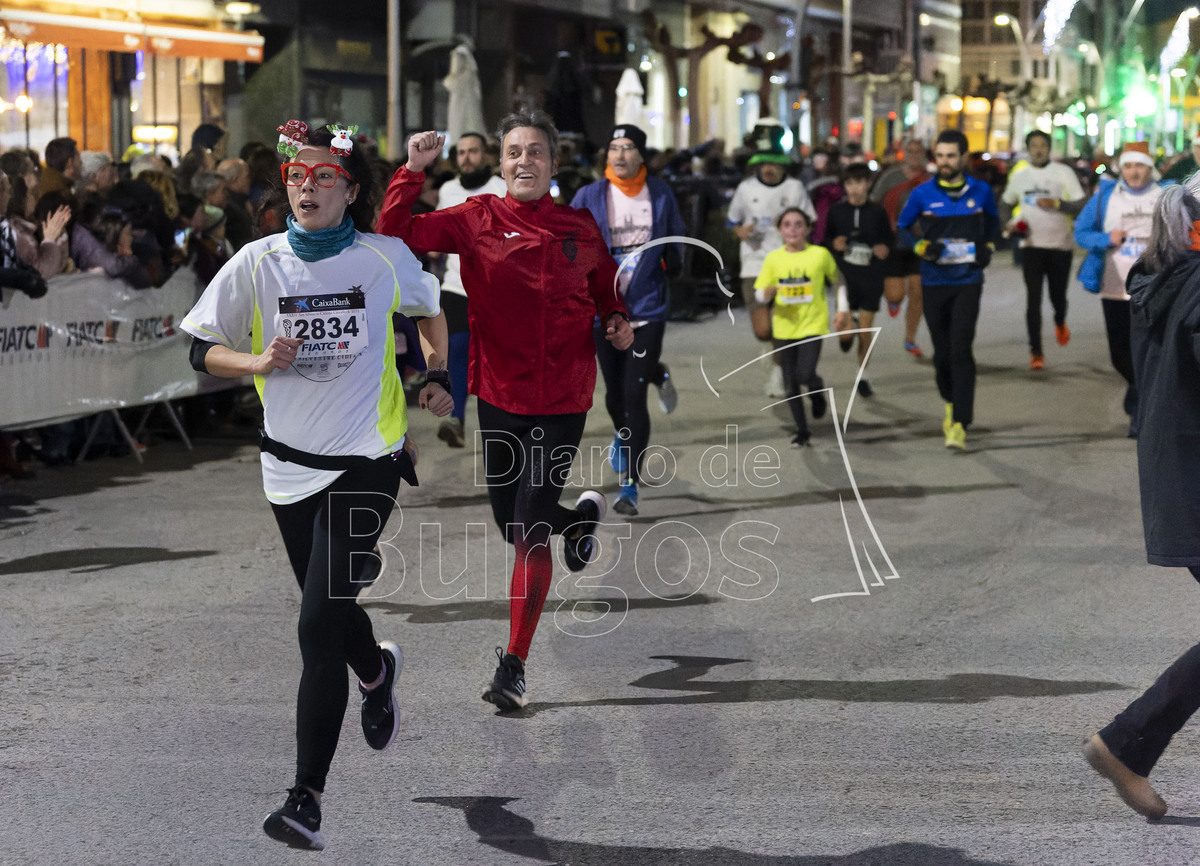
[129,152,169,180]
[40,137,81,199]
[215,157,255,251]
[6,173,71,279]
[107,178,175,285]
[72,201,153,288]
[243,141,280,212]
[0,148,40,199]
[78,152,119,206]
[2,148,70,279]
[0,172,48,298]
[176,193,228,285]
[139,170,180,220]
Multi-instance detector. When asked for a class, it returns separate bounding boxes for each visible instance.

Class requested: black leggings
[594,321,667,484]
[1102,297,1137,417]
[271,460,402,793]
[922,282,982,428]
[1021,247,1072,355]
[476,399,587,542]
[773,338,823,435]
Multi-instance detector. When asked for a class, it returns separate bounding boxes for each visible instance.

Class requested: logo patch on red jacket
[562,237,577,262]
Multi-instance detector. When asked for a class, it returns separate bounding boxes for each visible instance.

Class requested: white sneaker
[765,365,785,398]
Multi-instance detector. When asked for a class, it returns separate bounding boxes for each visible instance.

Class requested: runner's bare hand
[406,131,445,174]
[256,336,303,375]
[419,382,454,417]
[605,314,634,351]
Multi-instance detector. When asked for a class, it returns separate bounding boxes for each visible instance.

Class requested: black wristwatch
[424,368,451,393]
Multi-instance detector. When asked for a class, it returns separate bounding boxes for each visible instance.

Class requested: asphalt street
[3,254,1199,865]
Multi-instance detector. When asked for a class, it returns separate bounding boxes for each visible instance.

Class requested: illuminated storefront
[0,4,262,159]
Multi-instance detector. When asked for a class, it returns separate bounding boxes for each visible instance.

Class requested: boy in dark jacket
[825,162,895,397]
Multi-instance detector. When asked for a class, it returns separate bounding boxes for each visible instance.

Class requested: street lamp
[1160,8,1200,151]
[995,14,1034,143]
[1076,40,1106,137]
[1171,66,1190,151]
[994,14,1034,85]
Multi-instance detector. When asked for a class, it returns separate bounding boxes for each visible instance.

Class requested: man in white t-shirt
[1002,129,1086,369]
[434,132,508,448]
[727,119,815,395]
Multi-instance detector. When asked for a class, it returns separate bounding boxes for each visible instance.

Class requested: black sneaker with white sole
[482,646,527,711]
[564,490,606,572]
[359,641,402,750]
[263,786,324,850]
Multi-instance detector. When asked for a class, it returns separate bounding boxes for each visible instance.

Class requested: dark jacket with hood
[1128,252,1200,566]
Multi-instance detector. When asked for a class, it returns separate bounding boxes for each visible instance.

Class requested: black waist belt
[259,430,419,487]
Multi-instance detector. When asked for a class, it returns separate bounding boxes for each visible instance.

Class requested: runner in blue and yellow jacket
[897,129,999,451]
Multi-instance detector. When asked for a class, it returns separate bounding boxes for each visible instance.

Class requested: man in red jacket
[378,110,633,712]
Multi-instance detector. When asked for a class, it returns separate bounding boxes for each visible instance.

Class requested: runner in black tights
[182,121,452,850]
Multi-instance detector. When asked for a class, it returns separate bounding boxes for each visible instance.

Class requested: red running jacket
[378,166,626,415]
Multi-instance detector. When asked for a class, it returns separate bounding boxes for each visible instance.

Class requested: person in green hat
[727,119,815,397]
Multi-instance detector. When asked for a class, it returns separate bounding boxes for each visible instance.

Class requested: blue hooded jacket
[1074,175,1175,294]
[570,175,686,322]
[1073,177,1117,294]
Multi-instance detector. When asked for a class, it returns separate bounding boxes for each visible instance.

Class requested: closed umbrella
[443,40,486,143]
[615,68,645,127]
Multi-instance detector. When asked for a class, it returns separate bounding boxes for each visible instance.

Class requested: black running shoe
[839,315,858,352]
[790,431,811,448]
[359,641,402,750]
[856,379,874,398]
[810,391,828,419]
[482,647,527,711]
[263,786,324,850]
[564,490,606,572]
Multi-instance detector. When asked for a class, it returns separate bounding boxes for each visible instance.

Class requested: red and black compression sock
[507,538,554,660]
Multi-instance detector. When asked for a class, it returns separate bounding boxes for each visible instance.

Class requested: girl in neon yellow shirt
[754,207,849,446]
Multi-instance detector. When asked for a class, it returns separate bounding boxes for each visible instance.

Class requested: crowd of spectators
[0,126,266,472]
[0,117,1171,479]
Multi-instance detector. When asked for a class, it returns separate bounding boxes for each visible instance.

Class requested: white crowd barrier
[0,266,216,429]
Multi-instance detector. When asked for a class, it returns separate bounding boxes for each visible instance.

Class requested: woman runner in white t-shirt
[182,121,452,851]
